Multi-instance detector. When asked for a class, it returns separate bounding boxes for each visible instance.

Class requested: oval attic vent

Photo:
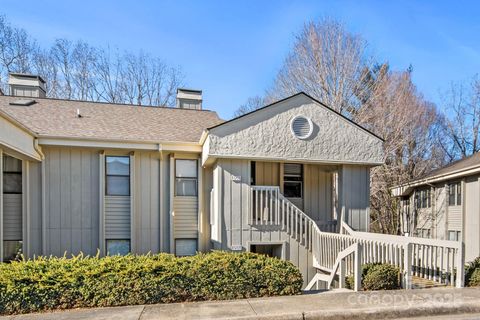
[290,115,313,139]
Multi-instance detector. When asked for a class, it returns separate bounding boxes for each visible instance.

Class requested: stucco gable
[204,93,384,165]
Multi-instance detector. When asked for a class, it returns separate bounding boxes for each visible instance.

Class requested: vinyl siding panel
[215,159,316,288]
[105,196,130,239]
[448,205,462,230]
[434,185,447,239]
[132,152,160,254]
[340,165,370,231]
[43,147,100,256]
[304,164,334,222]
[255,162,279,186]
[465,176,480,261]
[3,194,22,240]
[173,196,198,238]
[27,161,42,256]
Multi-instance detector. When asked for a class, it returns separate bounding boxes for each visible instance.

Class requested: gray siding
[44,147,100,256]
[214,159,317,287]
[448,206,462,230]
[173,197,198,239]
[465,176,479,262]
[340,165,370,231]
[304,164,334,222]
[3,194,21,240]
[27,161,42,256]
[132,151,160,254]
[105,196,130,239]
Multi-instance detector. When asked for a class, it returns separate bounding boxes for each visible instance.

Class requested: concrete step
[411,275,449,289]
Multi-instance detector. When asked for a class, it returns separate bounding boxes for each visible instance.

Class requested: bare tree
[94,47,126,103]
[355,69,444,234]
[0,15,184,107]
[236,17,445,235]
[439,76,480,161]
[234,96,265,117]
[0,15,36,92]
[71,41,98,101]
[265,18,374,117]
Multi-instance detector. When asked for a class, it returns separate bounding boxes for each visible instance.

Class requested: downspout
[34,138,45,160]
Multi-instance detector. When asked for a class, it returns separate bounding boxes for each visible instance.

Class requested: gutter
[392,164,480,196]
[199,129,209,145]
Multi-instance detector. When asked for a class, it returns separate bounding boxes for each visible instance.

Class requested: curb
[226,301,480,320]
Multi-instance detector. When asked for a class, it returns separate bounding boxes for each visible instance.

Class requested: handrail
[249,185,465,289]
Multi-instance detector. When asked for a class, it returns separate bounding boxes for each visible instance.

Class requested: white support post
[403,243,413,289]
[354,242,362,292]
[98,151,105,256]
[339,259,346,289]
[456,242,465,288]
[0,149,3,262]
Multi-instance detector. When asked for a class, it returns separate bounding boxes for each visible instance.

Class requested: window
[3,155,22,194]
[283,163,303,198]
[448,182,461,206]
[175,159,197,196]
[415,189,431,209]
[3,240,22,262]
[448,230,461,241]
[105,156,130,196]
[106,239,130,255]
[416,228,431,238]
[175,239,197,256]
[457,183,462,206]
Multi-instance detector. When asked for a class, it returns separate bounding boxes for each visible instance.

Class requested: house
[0,73,465,289]
[392,153,480,263]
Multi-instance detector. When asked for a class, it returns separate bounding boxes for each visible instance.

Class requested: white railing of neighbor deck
[249,186,465,291]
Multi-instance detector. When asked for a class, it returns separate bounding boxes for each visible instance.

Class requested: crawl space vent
[290,115,313,139]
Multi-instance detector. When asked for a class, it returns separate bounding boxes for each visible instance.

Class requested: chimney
[176,88,202,110]
[8,73,46,98]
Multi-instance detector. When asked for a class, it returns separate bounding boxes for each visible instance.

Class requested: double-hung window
[175,159,198,196]
[2,155,23,262]
[448,182,461,206]
[448,230,461,241]
[283,163,303,198]
[105,156,130,196]
[416,189,431,209]
[3,155,22,195]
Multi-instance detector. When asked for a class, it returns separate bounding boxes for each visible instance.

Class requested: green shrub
[465,257,480,287]
[0,251,303,315]
[346,263,401,291]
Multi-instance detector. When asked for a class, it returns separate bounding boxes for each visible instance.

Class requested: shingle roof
[0,96,223,143]
[420,152,480,180]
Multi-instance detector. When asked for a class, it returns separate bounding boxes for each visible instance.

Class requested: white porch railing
[249,186,465,290]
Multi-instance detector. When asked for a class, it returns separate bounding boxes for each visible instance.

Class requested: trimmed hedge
[0,251,303,315]
[346,263,401,290]
[465,257,480,287]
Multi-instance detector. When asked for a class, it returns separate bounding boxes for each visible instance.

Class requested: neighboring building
[392,154,480,262]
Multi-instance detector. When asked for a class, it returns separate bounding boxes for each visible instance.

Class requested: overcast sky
[2,0,480,119]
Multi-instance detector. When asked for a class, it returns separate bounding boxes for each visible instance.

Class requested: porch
[250,161,339,232]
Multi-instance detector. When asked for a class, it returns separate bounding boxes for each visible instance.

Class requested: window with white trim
[448,182,461,206]
[175,159,198,196]
[448,230,461,241]
[105,156,130,196]
[106,239,130,255]
[283,163,303,198]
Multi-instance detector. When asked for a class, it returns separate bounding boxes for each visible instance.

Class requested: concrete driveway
[3,287,480,320]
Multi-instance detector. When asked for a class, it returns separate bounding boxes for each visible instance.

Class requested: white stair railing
[249,186,465,289]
